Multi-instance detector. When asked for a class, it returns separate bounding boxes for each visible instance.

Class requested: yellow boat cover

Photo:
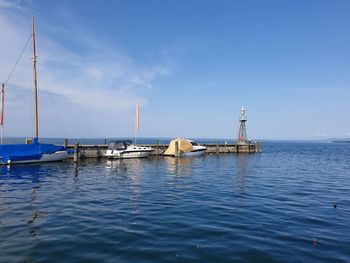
[163,138,193,156]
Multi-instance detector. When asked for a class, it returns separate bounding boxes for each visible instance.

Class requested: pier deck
[67,142,261,159]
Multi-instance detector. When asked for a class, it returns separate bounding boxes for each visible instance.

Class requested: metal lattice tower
[236,106,248,145]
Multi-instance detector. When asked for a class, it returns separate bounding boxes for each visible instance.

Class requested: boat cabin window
[115,143,126,150]
[190,142,198,146]
[108,142,115,150]
[108,142,126,150]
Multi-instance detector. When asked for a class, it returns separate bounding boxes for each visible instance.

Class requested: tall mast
[31,16,39,140]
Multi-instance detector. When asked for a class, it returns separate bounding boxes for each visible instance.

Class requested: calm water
[0,142,349,262]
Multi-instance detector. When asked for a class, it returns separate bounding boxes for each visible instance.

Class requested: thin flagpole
[135,103,140,145]
[134,125,137,146]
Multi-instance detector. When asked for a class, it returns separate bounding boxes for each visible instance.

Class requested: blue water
[0,142,349,262]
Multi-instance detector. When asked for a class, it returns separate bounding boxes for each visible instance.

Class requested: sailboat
[0,17,72,165]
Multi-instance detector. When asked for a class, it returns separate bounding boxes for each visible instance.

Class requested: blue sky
[0,0,349,139]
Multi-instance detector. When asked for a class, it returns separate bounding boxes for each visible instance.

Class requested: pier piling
[73,143,79,163]
[175,141,180,157]
[156,140,160,156]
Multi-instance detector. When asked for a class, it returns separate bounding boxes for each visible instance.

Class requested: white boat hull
[105,150,152,159]
[6,151,71,164]
[182,149,206,157]
[181,145,207,157]
[105,144,154,159]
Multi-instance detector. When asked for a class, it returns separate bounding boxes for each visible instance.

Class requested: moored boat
[163,138,207,157]
[183,140,207,157]
[0,17,72,165]
[105,140,154,159]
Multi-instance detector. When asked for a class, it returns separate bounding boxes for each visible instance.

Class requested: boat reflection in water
[164,156,194,176]
[105,158,142,216]
[105,158,143,177]
[0,163,50,240]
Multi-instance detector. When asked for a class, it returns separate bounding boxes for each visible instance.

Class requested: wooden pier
[66,141,262,159]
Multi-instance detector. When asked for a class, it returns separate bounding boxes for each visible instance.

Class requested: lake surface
[0,142,349,262]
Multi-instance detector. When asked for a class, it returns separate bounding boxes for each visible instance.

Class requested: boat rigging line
[4,34,31,86]
[1,34,30,144]
[36,41,82,138]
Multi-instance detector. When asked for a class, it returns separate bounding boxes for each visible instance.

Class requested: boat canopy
[108,140,132,150]
[163,138,193,156]
[0,141,65,163]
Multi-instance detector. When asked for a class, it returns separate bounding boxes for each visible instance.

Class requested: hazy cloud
[0,0,24,10]
[0,4,172,137]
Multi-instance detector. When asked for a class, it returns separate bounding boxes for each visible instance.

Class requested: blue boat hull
[0,141,72,164]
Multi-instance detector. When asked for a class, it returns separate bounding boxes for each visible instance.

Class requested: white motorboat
[105,140,154,159]
[182,140,207,157]
[163,138,207,157]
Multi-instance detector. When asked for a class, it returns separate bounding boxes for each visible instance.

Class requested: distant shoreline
[333,140,350,143]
